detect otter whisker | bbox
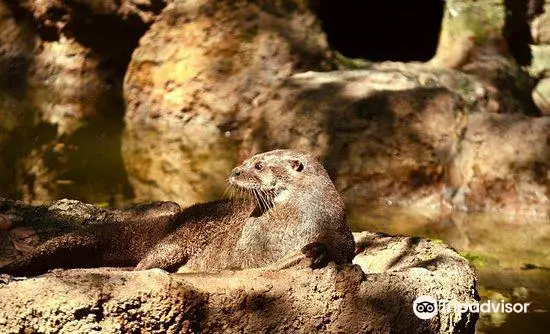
[257,189,269,212]
[240,187,248,201]
[261,188,274,210]
[252,189,262,210]
[223,183,232,200]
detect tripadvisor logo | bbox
[412,295,530,320]
[413,296,438,319]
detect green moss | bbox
[94,202,110,208]
[460,251,491,268]
[430,238,445,245]
[333,51,373,70]
[445,0,505,44]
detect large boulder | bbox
[122,0,334,207]
[122,1,548,215]
[119,57,545,216]
[254,63,550,216]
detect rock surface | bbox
[430,0,507,69]
[124,59,548,216]
[257,64,550,216]
[122,0,334,207]
[0,231,478,333]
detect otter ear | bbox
[289,160,304,172]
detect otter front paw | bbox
[301,242,330,269]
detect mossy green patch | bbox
[460,251,492,268]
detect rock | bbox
[530,45,550,79]
[460,57,538,116]
[122,54,550,216]
[530,2,550,45]
[529,3,550,115]
[19,0,168,27]
[253,63,550,216]
[122,0,334,207]
[533,78,550,114]
[456,113,550,215]
[0,232,478,333]
[430,0,507,69]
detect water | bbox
[349,206,550,333]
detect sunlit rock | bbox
[123,0,333,206]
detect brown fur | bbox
[1,150,355,276]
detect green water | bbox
[349,207,550,333]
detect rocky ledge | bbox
[0,232,477,333]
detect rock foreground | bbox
[0,207,478,333]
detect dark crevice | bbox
[1,0,29,21]
[316,0,444,62]
[135,0,167,15]
[504,0,534,66]
[60,1,153,80]
[0,55,29,93]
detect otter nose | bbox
[231,168,241,177]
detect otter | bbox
[0,149,355,276]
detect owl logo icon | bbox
[413,296,438,319]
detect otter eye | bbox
[254,162,264,171]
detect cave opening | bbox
[316,0,445,62]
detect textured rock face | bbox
[122,0,334,206]
[123,49,550,215]
[0,1,39,199]
[252,64,550,216]
[121,1,550,215]
[430,0,507,69]
[0,233,478,333]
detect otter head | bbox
[228,149,337,210]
